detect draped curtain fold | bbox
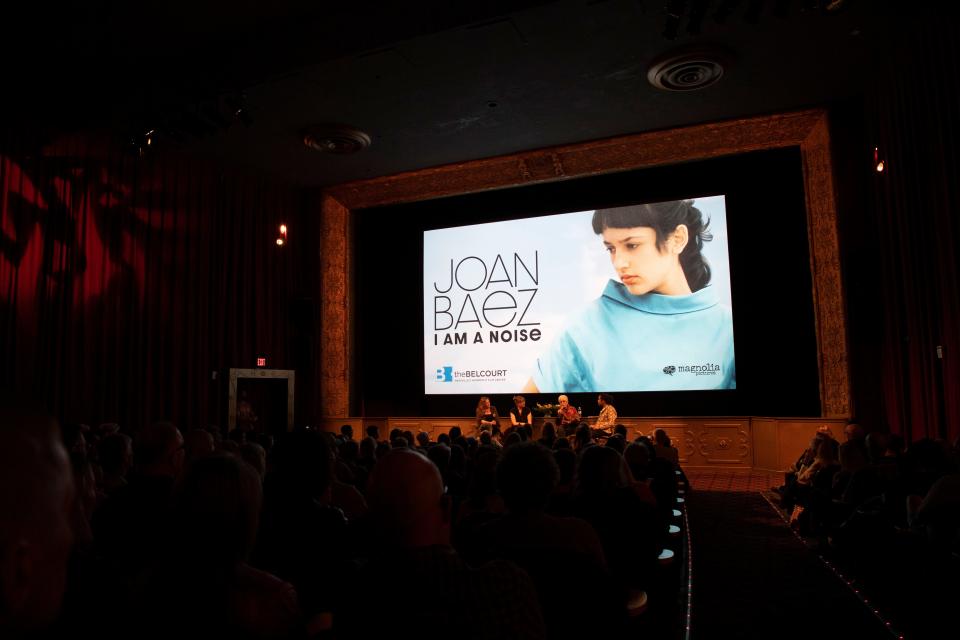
[870,17,960,442]
[0,133,319,430]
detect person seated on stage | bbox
[556,395,580,436]
[509,396,534,432]
[593,393,618,439]
[475,397,500,434]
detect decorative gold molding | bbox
[319,195,351,418]
[800,118,851,417]
[319,109,851,419]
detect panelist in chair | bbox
[509,395,533,432]
[593,393,618,438]
[475,396,499,434]
[556,395,580,436]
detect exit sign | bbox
[256,357,267,368]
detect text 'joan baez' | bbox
[433,251,542,346]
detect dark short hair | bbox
[593,199,713,292]
[598,393,614,405]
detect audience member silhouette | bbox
[477,442,623,639]
[92,421,184,586]
[254,429,350,620]
[0,404,74,636]
[132,453,301,638]
[341,449,545,639]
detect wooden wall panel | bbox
[751,418,780,471]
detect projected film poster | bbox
[423,196,735,394]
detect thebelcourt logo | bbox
[663,363,720,376]
[435,366,508,383]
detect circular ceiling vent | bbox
[647,46,732,92]
[303,125,372,154]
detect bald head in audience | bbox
[135,421,185,478]
[367,449,450,548]
[0,405,75,634]
[184,428,215,465]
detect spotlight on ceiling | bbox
[303,125,372,155]
[647,45,733,92]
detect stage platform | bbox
[320,416,845,473]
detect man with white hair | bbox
[556,394,580,436]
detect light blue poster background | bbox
[423,196,732,394]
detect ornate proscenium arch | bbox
[319,109,850,419]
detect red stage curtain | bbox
[1,133,320,431]
[869,16,960,443]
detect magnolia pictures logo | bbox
[663,363,720,377]
[436,366,453,382]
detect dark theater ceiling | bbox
[2,1,914,186]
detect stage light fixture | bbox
[130,128,157,157]
[276,238,284,246]
[279,224,287,235]
[873,147,885,173]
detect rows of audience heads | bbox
[5,398,957,639]
[777,423,960,606]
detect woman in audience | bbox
[573,423,595,452]
[478,442,623,638]
[653,428,680,465]
[572,445,662,595]
[538,422,558,449]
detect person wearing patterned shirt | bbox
[593,393,618,438]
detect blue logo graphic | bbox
[436,366,453,382]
